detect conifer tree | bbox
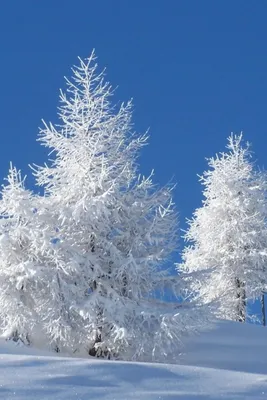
[180,134,267,322]
[0,52,206,362]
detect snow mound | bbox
[0,320,267,399]
[180,319,267,374]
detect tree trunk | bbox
[261,293,266,327]
[88,234,103,357]
[88,328,102,357]
[235,277,246,322]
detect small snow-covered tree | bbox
[0,165,38,344]
[180,134,267,322]
[0,166,84,350]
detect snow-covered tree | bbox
[0,165,38,344]
[0,52,206,362]
[180,134,267,322]
[0,166,54,345]
[0,166,83,350]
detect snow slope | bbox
[0,320,267,399]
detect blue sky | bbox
[1,1,267,315]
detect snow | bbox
[180,134,267,322]
[0,55,189,361]
[0,320,267,399]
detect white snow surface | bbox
[0,320,267,399]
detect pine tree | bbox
[180,134,267,322]
[0,52,206,362]
[0,166,48,345]
[0,165,84,350]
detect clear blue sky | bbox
[1,1,267,314]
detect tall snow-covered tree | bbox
[180,134,267,322]
[0,52,206,362]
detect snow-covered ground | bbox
[0,320,267,399]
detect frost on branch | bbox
[0,166,43,344]
[0,52,205,362]
[180,134,267,322]
[0,166,83,349]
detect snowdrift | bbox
[0,320,267,399]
